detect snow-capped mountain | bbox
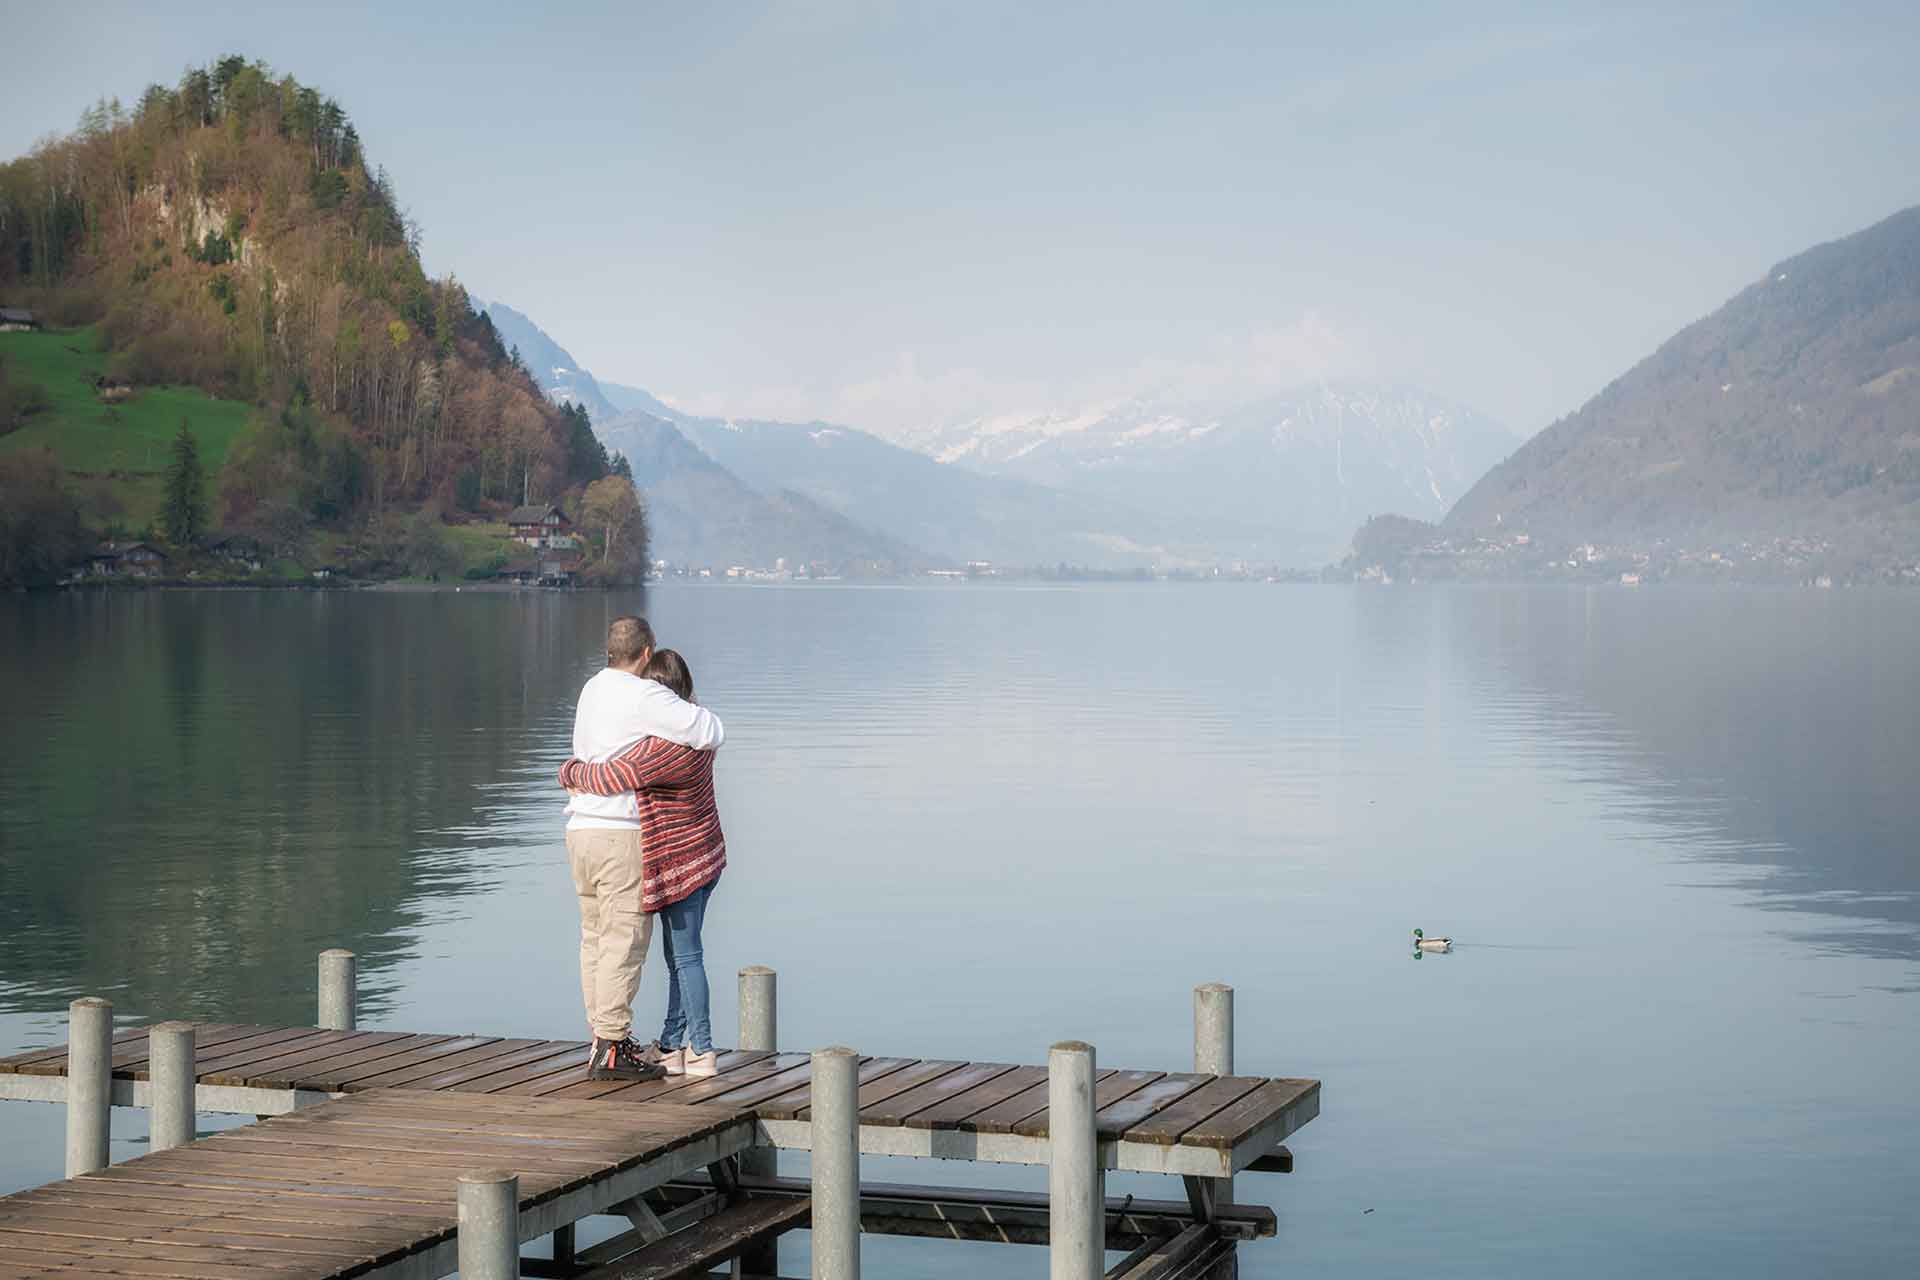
[891,385,1518,563]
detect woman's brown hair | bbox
[641,648,695,703]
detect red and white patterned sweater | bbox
[559,739,725,912]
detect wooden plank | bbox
[0,1191,430,1243]
[536,1050,776,1102]
[172,1027,348,1078]
[247,1032,464,1090]
[0,1229,318,1279]
[0,1213,378,1258]
[916,1064,1047,1130]
[681,1058,814,1110]
[638,1053,820,1108]
[1091,1073,1215,1139]
[1012,1070,1162,1139]
[582,1196,810,1280]
[1121,1076,1266,1146]
[1176,1078,1319,1150]
[192,1029,400,1086]
[330,1036,526,1089]
[2,1026,148,1071]
[57,1173,456,1221]
[113,1024,279,1074]
[312,1034,507,1089]
[372,1038,580,1093]
[439,1043,589,1093]
[859,1061,1018,1128]
[961,1067,1118,1135]
[754,1057,918,1122]
[199,1134,617,1177]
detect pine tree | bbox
[161,421,208,547]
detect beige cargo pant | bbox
[565,827,653,1043]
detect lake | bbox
[2,583,1916,1277]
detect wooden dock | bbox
[0,1023,1318,1179]
[0,964,1319,1278]
[0,1090,755,1279]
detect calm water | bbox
[2,584,1917,1276]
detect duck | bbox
[1412,928,1452,953]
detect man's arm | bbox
[560,738,704,796]
[628,680,724,750]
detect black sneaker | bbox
[588,1036,665,1082]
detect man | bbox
[567,614,724,1080]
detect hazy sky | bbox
[6,1,1917,438]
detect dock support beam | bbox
[65,997,112,1177]
[739,966,779,1277]
[149,1021,196,1151]
[1194,982,1234,1206]
[318,948,357,1031]
[811,1045,861,1279]
[1049,1040,1103,1280]
[458,1169,520,1280]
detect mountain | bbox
[601,380,689,421]
[1448,205,1920,545]
[594,412,923,570]
[476,301,620,423]
[669,416,1188,568]
[893,385,1516,564]
[0,55,623,580]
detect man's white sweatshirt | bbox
[566,668,724,830]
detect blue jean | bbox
[658,880,715,1055]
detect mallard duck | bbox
[1412,928,1452,953]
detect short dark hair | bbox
[606,615,654,667]
[641,648,695,703]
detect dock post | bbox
[318,948,357,1031]
[1048,1040,1102,1280]
[1194,982,1235,1203]
[810,1045,861,1280]
[65,997,112,1177]
[457,1169,520,1280]
[739,966,779,1276]
[149,1021,196,1151]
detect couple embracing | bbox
[560,614,728,1083]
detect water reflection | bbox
[0,589,643,1022]
[1444,586,1920,961]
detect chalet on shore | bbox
[87,541,168,578]
[506,503,575,550]
[0,307,40,332]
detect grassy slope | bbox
[0,326,255,527]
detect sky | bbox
[5,1,1918,440]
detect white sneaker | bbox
[661,1048,686,1076]
[684,1049,719,1078]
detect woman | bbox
[558,648,725,1077]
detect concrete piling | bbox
[318,949,357,1031]
[738,967,780,1276]
[810,1045,861,1280]
[64,997,112,1177]
[149,1021,196,1151]
[457,1169,520,1280]
[1048,1040,1102,1280]
[1194,982,1235,1203]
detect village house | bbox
[204,534,265,572]
[0,307,41,332]
[506,503,576,550]
[87,541,168,578]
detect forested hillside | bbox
[0,55,639,584]
[1447,205,1920,558]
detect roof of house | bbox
[0,307,36,324]
[91,541,168,560]
[506,503,569,525]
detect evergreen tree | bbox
[161,421,208,547]
[610,451,633,482]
